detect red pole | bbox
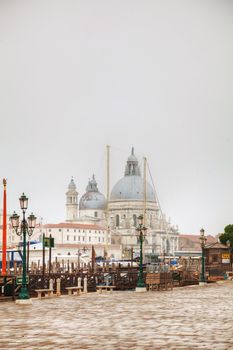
[2,179,7,276]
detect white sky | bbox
[0,0,233,235]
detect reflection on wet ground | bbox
[0,282,233,349]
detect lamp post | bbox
[226,240,232,271]
[199,228,207,285]
[10,193,36,302]
[135,215,147,292]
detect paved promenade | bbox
[0,282,233,350]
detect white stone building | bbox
[35,222,120,259]
[108,148,179,257]
[63,148,179,257]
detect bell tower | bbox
[66,177,78,221]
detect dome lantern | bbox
[110,148,155,202]
[124,147,141,176]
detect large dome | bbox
[110,148,156,202]
[79,175,107,210]
[110,175,155,201]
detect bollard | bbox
[83,276,87,294]
[78,277,81,289]
[49,279,54,296]
[56,278,61,296]
[13,261,17,275]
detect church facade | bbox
[65,148,179,258]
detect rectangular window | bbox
[83,237,85,241]
[98,237,101,242]
[89,237,91,242]
[74,229,76,233]
[78,236,80,241]
[67,235,69,241]
[74,236,76,241]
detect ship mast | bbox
[142,157,147,262]
[105,145,110,258]
[143,157,147,227]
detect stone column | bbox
[83,276,87,293]
[49,279,54,295]
[172,238,175,255]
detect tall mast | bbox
[143,157,147,227]
[107,145,110,211]
[105,145,110,258]
[142,157,147,263]
[2,179,7,276]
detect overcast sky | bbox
[0,0,233,235]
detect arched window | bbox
[133,214,137,227]
[116,215,120,227]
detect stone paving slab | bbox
[0,283,233,349]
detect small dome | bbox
[79,175,107,210]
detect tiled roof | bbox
[42,222,106,230]
[180,234,216,242]
[179,234,217,251]
[205,242,228,249]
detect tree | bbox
[219,225,233,247]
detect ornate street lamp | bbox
[226,240,232,269]
[135,214,147,292]
[199,228,207,284]
[10,193,36,301]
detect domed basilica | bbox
[66,148,179,257]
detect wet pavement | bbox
[0,282,233,350]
